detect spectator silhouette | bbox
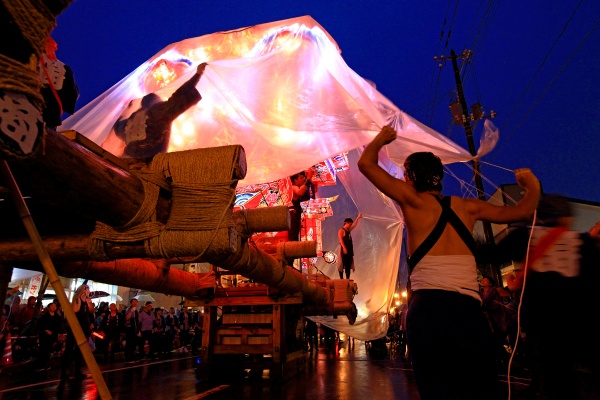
[124,298,141,362]
[59,282,96,384]
[98,303,123,362]
[480,276,514,367]
[164,307,179,352]
[490,194,600,399]
[151,307,166,359]
[138,301,154,360]
[35,302,63,371]
[178,307,193,352]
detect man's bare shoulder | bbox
[445,196,488,225]
[451,196,487,210]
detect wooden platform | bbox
[192,286,306,381]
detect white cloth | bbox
[59,16,480,342]
[410,255,481,302]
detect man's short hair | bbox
[344,218,354,224]
[145,301,153,307]
[403,152,444,192]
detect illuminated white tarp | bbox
[61,15,482,340]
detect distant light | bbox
[323,251,337,264]
[401,291,407,298]
[92,331,105,340]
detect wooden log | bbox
[1,130,248,240]
[204,240,327,304]
[3,258,215,297]
[0,206,294,263]
[5,129,151,228]
[85,145,247,260]
[1,234,329,304]
[0,235,91,262]
[234,206,290,234]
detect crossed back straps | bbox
[407,196,476,272]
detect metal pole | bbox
[0,160,113,400]
[449,49,502,284]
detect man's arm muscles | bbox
[358,127,418,207]
[469,168,540,224]
[338,229,346,253]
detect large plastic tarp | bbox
[61,15,485,341]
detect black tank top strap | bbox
[442,197,477,256]
[407,196,449,272]
[407,196,476,272]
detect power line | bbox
[495,4,597,156]
[426,0,458,124]
[498,0,585,135]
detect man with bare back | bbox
[358,125,541,400]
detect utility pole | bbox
[434,49,501,283]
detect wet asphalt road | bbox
[0,338,539,400]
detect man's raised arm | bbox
[358,125,414,206]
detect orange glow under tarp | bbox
[60,16,498,341]
[61,16,489,186]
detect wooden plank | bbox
[213,344,272,354]
[60,130,130,170]
[215,327,273,336]
[187,294,303,307]
[216,286,270,297]
[201,307,216,363]
[6,128,150,229]
[272,304,282,364]
[221,313,273,324]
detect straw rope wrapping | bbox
[158,180,236,261]
[88,168,169,260]
[89,146,242,262]
[0,54,43,105]
[0,0,74,159]
[2,0,57,56]
[0,0,68,104]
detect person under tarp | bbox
[101,63,207,160]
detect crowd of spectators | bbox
[1,294,204,370]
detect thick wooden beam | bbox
[4,129,152,228]
[2,258,215,298]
